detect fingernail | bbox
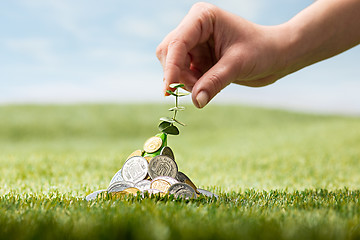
[196,91,209,108]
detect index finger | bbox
[162,3,217,93]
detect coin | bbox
[85,189,107,201]
[134,179,151,191]
[197,188,219,199]
[148,155,178,179]
[152,176,178,186]
[168,183,197,199]
[175,171,187,182]
[150,179,172,192]
[143,136,163,153]
[109,168,124,186]
[121,156,148,183]
[107,181,134,192]
[175,172,199,194]
[160,146,175,160]
[110,191,127,199]
[127,149,144,159]
[122,187,141,196]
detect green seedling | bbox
[158,83,190,135]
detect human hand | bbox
[156,2,290,108]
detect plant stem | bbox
[173,88,178,121]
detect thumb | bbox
[191,56,237,108]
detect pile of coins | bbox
[86,133,218,201]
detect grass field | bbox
[0,104,359,239]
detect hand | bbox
[156,2,290,108]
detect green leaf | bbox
[174,118,186,126]
[168,106,185,111]
[159,117,175,123]
[162,125,179,135]
[166,90,178,97]
[158,121,171,132]
[169,83,185,89]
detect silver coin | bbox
[175,171,187,183]
[109,168,124,187]
[85,189,107,201]
[107,181,134,193]
[121,156,149,183]
[197,188,219,199]
[160,146,175,160]
[134,180,151,191]
[175,172,199,193]
[148,155,178,179]
[168,183,197,199]
[151,176,179,186]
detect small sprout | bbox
[169,83,185,89]
[158,83,189,135]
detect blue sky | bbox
[1,0,359,114]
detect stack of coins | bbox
[86,133,218,201]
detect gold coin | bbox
[150,179,171,192]
[127,149,144,160]
[110,191,127,199]
[143,136,163,153]
[123,187,141,196]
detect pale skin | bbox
[156,0,360,108]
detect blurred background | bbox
[1,0,359,115]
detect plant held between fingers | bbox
[158,83,190,135]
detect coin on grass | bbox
[150,179,172,193]
[160,146,175,160]
[127,149,144,160]
[85,189,107,201]
[143,136,162,153]
[168,183,197,199]
[175,172,199,194]
[197,189,219,199]
[107,181,134,193]
[121,156,148,183]
[148,155,178,179]
[110,191,127,199]
[134,180,151,191]
[109,168,124,186]
[122,187,141,196]
[175,171,187,182]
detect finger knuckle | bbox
[208,73,224,94]
[166,59,182,71]
[156,45,164,59]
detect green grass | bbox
[0,104,360,239]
